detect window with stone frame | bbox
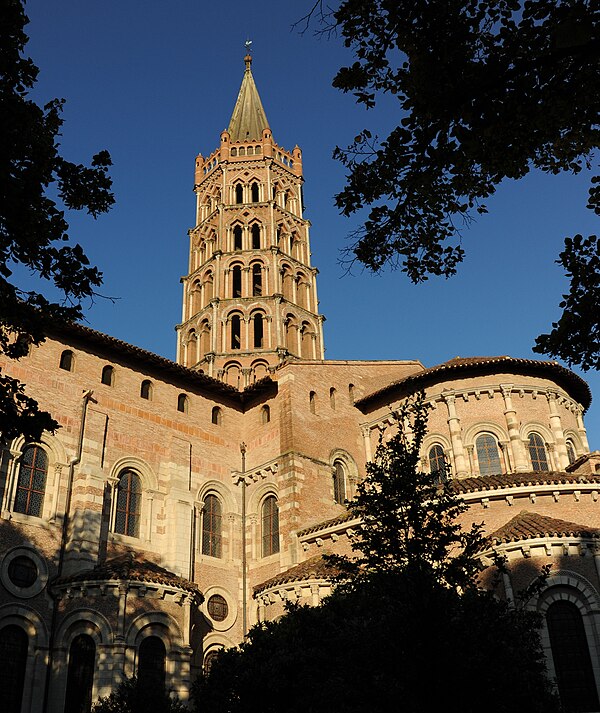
[428,444,448,484]
[138,636,166,692]
[114,470,142,537]
[261,495,280,557]
[333,461,346,505]
[64,634,95,713]
[14,444,48,517]
[0,625,28,713]
[475,433,502,476]
[528,432,550,472]
[201,494,222,558]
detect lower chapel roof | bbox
[487,511,600,545]
[52,552,200,595]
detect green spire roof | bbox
[228,55,270,142]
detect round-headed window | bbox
[207,594,228,622]
[7,556,38,589]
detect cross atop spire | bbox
[228,53,270,142]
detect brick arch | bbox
[127,611,184,650]
[55,609,112,649]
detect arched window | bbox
[262,495,279,557]
[14,444,48,517]
[64,634,95,713]
[251,182,259,202]
[201,494,222,558]
[177,394,188,414]
[101,365,114,386]
[330,387,336,410]
[475,434,502,476]
[204,649,221,674]
[235,183,243,204]
[528,432,549,472]
[0,625,28,713]
[566,440,577,465]
[251,223,261,249]
[114,470,141,537]
[211,406,222,425]
[309,390,316,414]
[140,380,152,400]
[301,322,313,359]
[261,405,270,424]
[138,636,166,693]
[233,225,242,250]
[253,313,264,348]
[246,146,254,156]
[547,600,599,712]
[232,265,242,297]
[60,349,74,371]
[348,383,355,402]
[429,444,447,484]
[230,314,241,350]
[333,461,346,504]
[230,147,237,157]
[252,264,262,296]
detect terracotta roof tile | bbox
[451,470,600,494]
[53,552,200,594]
[355,355,591,410]
[254,554,340,594]
[488,511,600,545]
[297,511,356,537]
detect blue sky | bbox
[21,1,599,447]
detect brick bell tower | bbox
[176,54,325,388]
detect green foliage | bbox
[340,392,485,590]
[313,0,599,368]
[193,394,560,713]
[0,0,114,440]
[92,677,187,713]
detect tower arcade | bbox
[176,55,324,388]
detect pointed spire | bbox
[227,54,270,142]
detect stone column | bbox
[500,384,529,472]
[362,426,373,462]
[442,392,468,477]
[547,391,569,470]
[576,406,590,451]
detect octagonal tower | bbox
[176,55,325,388]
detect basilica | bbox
[1,55,600,713]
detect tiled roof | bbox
[49,320,273,402]
[488,511,600,545]
[355,355,591,410]
[297,511,356,537]
[254,554,340,594]
[451,470,600,494]
[53,552,200,594]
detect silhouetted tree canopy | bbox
[0,0,114,441]
[302,0,599,369]
[193,395,560,713]
[92,677,186,713]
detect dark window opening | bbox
[428,444,448,484]
[333,461,345,504]
[14,445,48,517]
[566,441,577,465]
[232,265,242,297]
[235,184,243,204]
[251,182,259,202]
[0,625,28,713]
[252,264,262,296]
[140,380,152,400]
[261,405,270,424]
[262,495,279,557]
[253,314,264,348]
[114,470,141,537]
[251,224,260,249]
[64,634,95,713]
[138,637,166,693]
[233,225,242,250]
[177,394,188,414]
[7,556,37,588]
[207,594,228,621]
[309,391,316,414]
[231,315,241,350]
[547,600,600,712]
[202,494,222,558]
[101,365,114,386]
[211,406,222,425]
[60,350,74,372]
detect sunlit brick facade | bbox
[1,56,600,713]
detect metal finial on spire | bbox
[244,39,253,70]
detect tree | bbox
[92,677,187,713]
[0,0,114,441]
[192,395,560,713]
[301,0,600,369]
